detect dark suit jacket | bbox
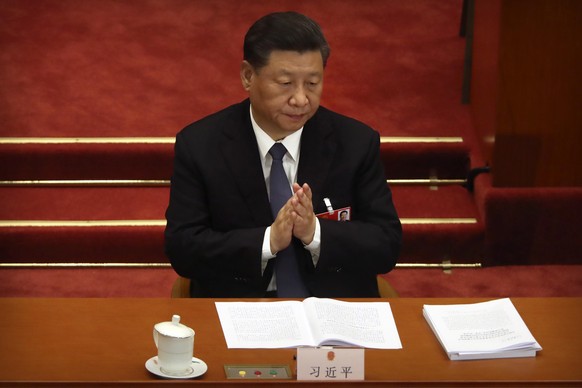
[165,99,401,297]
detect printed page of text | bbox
[303,297,402,349]
[215,301,315,348]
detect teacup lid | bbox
[155,315,194,338]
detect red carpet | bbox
[385,265,582,298]
[1,265,581,298]
[0,0,469,138]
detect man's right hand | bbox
[269,202,294,255]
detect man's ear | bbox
[240,61,254,91]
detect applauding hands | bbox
[270,183,316,254]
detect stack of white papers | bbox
[423,298,542,360]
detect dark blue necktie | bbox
[268,143,309,297]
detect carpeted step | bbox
[10,183,580,266]
[0,222,484,264]
[395,185,485,262]
[0,222,165,263]
[380,140,470,180]
[0,137,470,181]
[0,185,479,220]
[0,140,174,181]
[401,221,484,263]
[392,185,480,218]
[0,186,169,220]
[0,184,484,264]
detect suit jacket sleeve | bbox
[298,107,402,296]
[317,131,401,273]
[164,102,273,296]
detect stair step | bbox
[401,222,484,263]
[380,141,470,179]
[0,185,479,220]
[0,183,483,264]
[0,142,174,180]
[0,222,483,264]
[0,187,168,220]
[0,137,470,181]
[392,185,480,219]
[0,224,165,263]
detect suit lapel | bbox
[297,113,336,214]
[218,103,336,224]
[220,104,273,225]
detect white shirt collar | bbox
[250,105,302,163]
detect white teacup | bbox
[153,315,195,376]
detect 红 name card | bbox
[296,347,364,381]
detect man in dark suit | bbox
[165,12,401,298]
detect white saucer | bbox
[145,356,208,379]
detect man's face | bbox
[241,50,324,140]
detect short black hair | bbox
[243,12,330,70]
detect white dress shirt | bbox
[249,106,321,290]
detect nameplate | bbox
[296,347,364,381]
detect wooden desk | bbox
[0,298,580,386]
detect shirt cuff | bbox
[263,219,321,273]
[261,226,276,274]
[303,218,321,266]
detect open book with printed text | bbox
[423,298,542,360]
[215,297,402,349]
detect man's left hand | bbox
[290,183,316,245]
